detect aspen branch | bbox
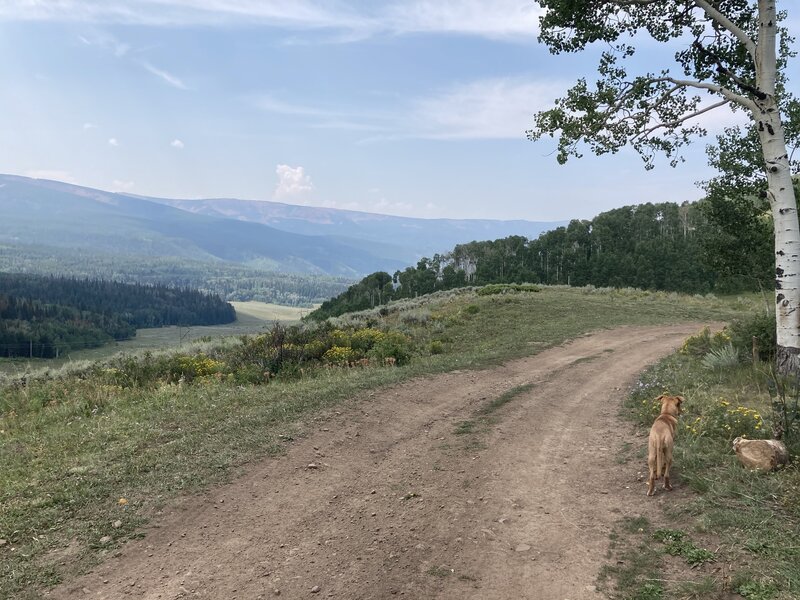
[632,99,730,141]
[658,77,758,111]
[694,0,757,59]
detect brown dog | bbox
[647,394,684,496]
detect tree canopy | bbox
[528,0,800,373]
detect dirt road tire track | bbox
[52,324,701,600]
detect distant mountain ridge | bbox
[0,174,564,277]
[146,196,563,264]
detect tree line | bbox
[0,273,236,358]
[309,198,771,321]
[0,248,352,306]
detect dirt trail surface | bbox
[52,325,701,600]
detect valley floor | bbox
[49,325,701,600]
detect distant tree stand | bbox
[528,1,799,375]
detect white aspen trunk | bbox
[754,0,800,375]
[759,108,800,375]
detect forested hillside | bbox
[310,200,767,320]
[0,246,352,306]
[0,273,235,357]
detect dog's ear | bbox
[676,395,685,407]
[655,394,666,402]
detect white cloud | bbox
[83,122,97,130]
[352,77,566,142]
[140,61,187,89]
[251,94,341,118]
[274,164,314,200]
[2,1,541,40]
[171,138,185,149]
[111,179,135,191]
[24,169,77,183]
[1,1,368,30]
[409,78,567,140]
[108,137,119,146]
[77,31,130,56]
[255,77,566,141]
[383,1,543,39]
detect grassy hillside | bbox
[0,175,405,276]
[0,285,765,598]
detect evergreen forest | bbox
[0,273,235,358]
[310,200,772,320]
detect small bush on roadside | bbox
[701,343,742,370]
[322,345,358,366]
[727,311,777,362]
[428,340,445,355]
[684,398,764,439]
[350,328,384,352]
[680,326,731,357]
[368,331,412,365]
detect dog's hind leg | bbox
[662,443,673,491]
[647,439,658,496]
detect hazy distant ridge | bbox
[0,174,563,277]
[149,196,562,264]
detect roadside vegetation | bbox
[604,315,800,600]
[0,284,754,599]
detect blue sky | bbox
[0,1,791,221]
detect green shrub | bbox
[680,326,731,357]
[368,331,412,365]
[428,340,445,355]
[323,345,358,365]
[726,311,776,362]
[685,398,764,439]
[164,353,223,383]
[330,329,351,347]
[302,339,329,360]
[701,343,742,370]
[350,328,384,352]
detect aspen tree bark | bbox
[753,0,800,375]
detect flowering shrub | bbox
[368,331,412,365]
[685,398,764,440]
[350,328,384,352]
[167,354,224,382]
[680,327,732,358]
[331,329,350,347]
[323,345,358,366]
[302,339,329,360]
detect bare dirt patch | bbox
[49,325,702,600]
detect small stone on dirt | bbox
[0,539,7,547]
[515,544,531,552]
[311,585,321,593]
[307,463,318,469]
[112,520,123,528]
[99,536,112,545]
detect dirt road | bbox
[52,325,699,600]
